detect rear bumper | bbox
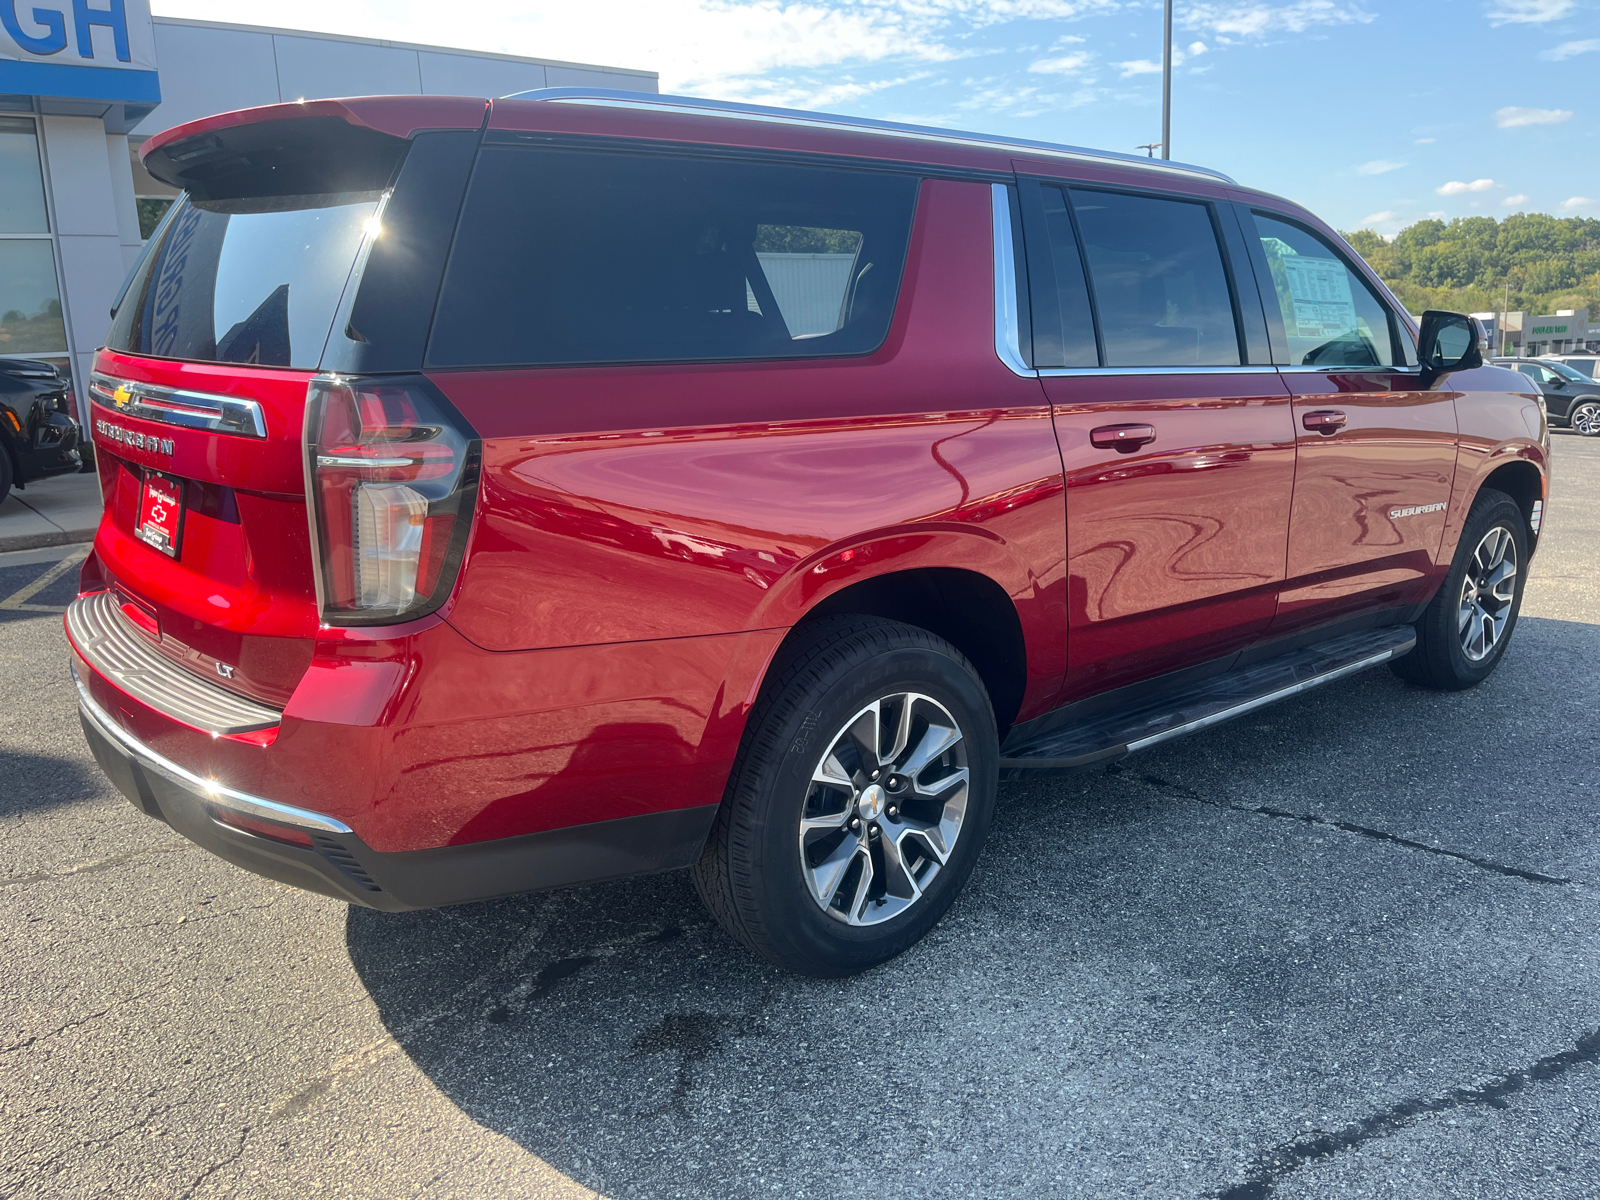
[75,669,717,911]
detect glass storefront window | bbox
[0,116,49,234]
[0,240,68,355]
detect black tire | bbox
[692,615,998,977]
[1569,399,1600,436]
[0,448,12,504]
[1391,488,1528,691]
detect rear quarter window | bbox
[425,147,919,368]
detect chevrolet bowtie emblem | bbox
[112,383,132,409]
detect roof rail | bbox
[500,88,1238,186]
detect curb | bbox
[0,528,96,554]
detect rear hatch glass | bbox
[106,191,378,368]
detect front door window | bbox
[1252,213,1395,368]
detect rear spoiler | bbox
[141,97,489,200]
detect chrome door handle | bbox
[1090,423,1156,453]
[1302,409,1347,434]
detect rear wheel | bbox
[692,616,998,977]
[1569,400,1600,436]
[1391,489,1527,690]
[0,448,13,504]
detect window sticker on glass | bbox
[1281,255,1356,341]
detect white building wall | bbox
[39,116,129,401]
[132,19,657,139]
[105,133,144,271]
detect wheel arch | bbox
[1479,458,1544,547]
[766,566,1031,737]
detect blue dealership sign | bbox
[1,0,159,102]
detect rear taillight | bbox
[303,374,480,626]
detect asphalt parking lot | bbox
[3,435,1597,1200]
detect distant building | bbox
[1471,310,1599,357]
[1,2,655,412]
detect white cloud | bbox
[1114,38,1210,77]
[1030,51,1093,74]
[1359,210,1398,225]
[1542,38,1600,59]
[1560,196,1596,209]
[1494,105,1573,127]
[1180,2,1375,38]
[1486,0,1574,24]
[1502,193,1528,205]
[1357,159,1405,175]
[1436,178,1497,195]
[1414,136,1436,144]
[148,0,1127,97]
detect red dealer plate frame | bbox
[135,470,185,558]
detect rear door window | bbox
[106,193,379,368]
[1251,213,1396,369]
[1069,189,1242,368]
[425,147,918,368]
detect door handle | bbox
[1090,423,1156,453]
[1302,409,1347,434]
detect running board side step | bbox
[998,626,1416,773]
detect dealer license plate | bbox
[136,470,185,558]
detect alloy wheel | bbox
[1457,526,1518,662]
[798,693,969,926]
[1571,401,1600,436]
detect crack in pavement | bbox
[1115,767,1579,887]
[0,841,194,889]
[1209,1025,1600,1198]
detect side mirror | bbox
[1417,310,1483,388]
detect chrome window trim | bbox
[991,185,1033,379]
[1039,365,1282,377]
[507,88,1238,186]
[73,666,353,835]
[1274,364,1407,374]
[89,372,267,439]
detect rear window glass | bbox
[1070,189,1241,368]
[425,147,918,368]
[106,193,379,368]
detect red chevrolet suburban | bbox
[67,90,1549,976]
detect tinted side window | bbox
[1033,186,1099,368]
[1070,189,1241,367]
[426,148,918,368]
[1251,213,1395,368]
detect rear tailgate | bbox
[88,353,317,706]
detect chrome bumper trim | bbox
[65,591,280,735]
[73,666,353,836]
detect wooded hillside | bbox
[1343,214,1600,317]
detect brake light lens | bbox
[303,374,480,625]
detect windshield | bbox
[1547,360,1592,382]
[106,193,380,368]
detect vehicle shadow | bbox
[345,615,1600,1199]
[0,750,104,817]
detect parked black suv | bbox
[0,358,82,501]
[1492,356,1600,435]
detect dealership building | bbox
[1,2,655,411]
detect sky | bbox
[151,0,1598,237]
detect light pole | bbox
[1161,0,1173,159]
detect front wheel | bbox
[692,616,998,977]
[1391,488,1528,691]
[1569,400,1600,436]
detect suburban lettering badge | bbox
[95,419,174,456]
[1389,502,1448,519]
